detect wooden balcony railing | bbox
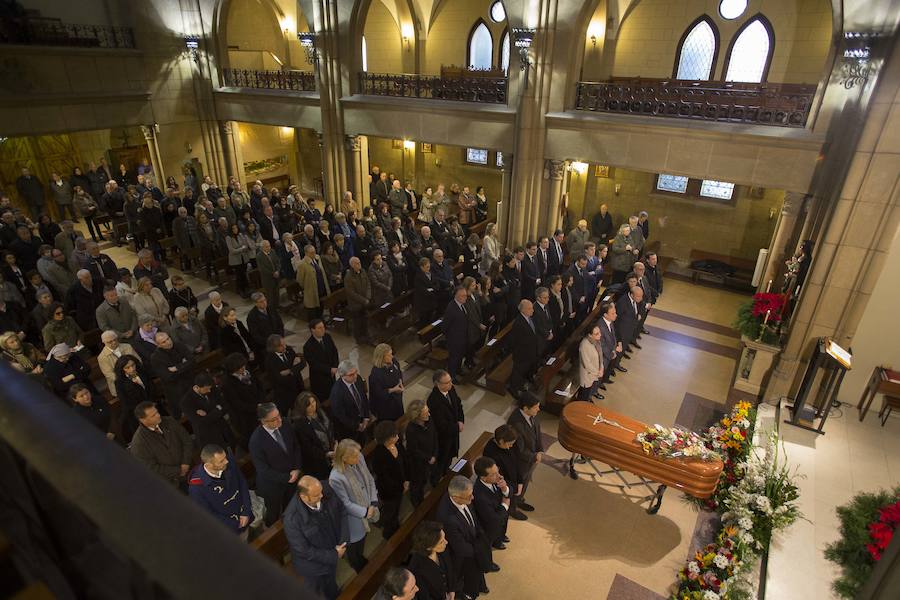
[574,78,817,128]
[0,18,135,49]
[222,68,316,92]
[358,72,508,105]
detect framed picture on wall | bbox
[595,165,610,178]
[421,142,434,153]
[391,139,403,149]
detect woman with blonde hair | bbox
[0,331,42,374]
[369,343,404,421]
[418,186,436,223]
[132,276,170,325]
[329,438,379,573]
[480,222,500,275]
[403,399,437,506]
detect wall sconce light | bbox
[570,161,588,175]
[298,31,319,65]
[403,139,416,151]
[513,28,536,72]
[183,35,200,64]
[587,21,603,48]
[839,31,882,89]
[401,23,414,51]
[614,183,622,195]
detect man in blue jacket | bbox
[188,444,253,538]
[284,475,349,600]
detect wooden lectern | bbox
[785,337,852,434]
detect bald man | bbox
[283,475,349,600]
[507,299,541,396]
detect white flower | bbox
[688,561,701,575]
[702,591,720,600]
[713,554,729,569]
[755,496,772,513]
[740,531,755,544]
[740,419,751,428]
[738,517,753,530]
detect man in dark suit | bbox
[150,331,195,419]
[483,425,527,521]
[245,292,285,355]
[566,255,590,322]
[506,300,541,396]
[203,291,229,350]
[547,229,566,276]
[258,206,280,245]
[328,359,373,444]
[249,402,303,525]
[303,319,340,401]
[431,249,454,308]
[442,286,470,384]
[591,203,614,244]
[507,393,543,513]
[536,237,550,281]
[413,257,438,327]
[520,241,541,300]
[129,401,194,488]
[614,285,643,361]
[599,301,622,387]
[373,172,390,205]
[532,287,554,358]
[426,369,464,486]
[220,352,265,445]
[283,476,349,600]
[264,334,306,415]
[181,372,233,450]
[436,476,496,599]
[472,456,511,550]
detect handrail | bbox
[222,68,317,92]
[0,364,315,599]
[358,71,508,105]
[1,19,135,49]
[575,78,817,128]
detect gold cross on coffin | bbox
[588,412,636,434]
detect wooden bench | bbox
[406,317,447,369]
[336,431,493,599]
[159,237,179,266]
[465,321,513,386]
[687,249,756,291]
[367,291,413,343]
[484,354,513,395]
[322,287,348,329]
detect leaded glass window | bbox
[501,31,510,74]
[700,180,735,200]
[469,23,493,70]
[466,148,488,165]
[657,174,689,193]
[675,19,717,80]
[725,18,771,83]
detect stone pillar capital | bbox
[546,159,565,180]
[782,192,808,216]
[221,121,233,135]
[345,135,361,151]
[139,125,154,140]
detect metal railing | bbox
[1,18,135,48]
[575,78,817,128]
[358,71,508,105]
[222,68,317,92]
[0,364,314,599]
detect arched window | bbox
[674,17,718,80]
[724,16,774,83]
[500,30,510,74]
[468,21,493,70]
[361,35,368,72]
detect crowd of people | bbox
[3,157,662,600]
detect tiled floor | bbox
[109,244,838,598]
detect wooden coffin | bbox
[558,401,723,499]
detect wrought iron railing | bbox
[358,72,508,105]
[0,18,135,48]
[574,79,817,128]
[222,68,317,92]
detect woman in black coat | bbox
[368,343,404,422]
[70,384,115,440]
[220,352,264,446]
[302,319,339,403]
[219,307,256,364]
[402,399,437,507]
[369,420,408,539]
[290,392,334,479]
[137,196,164,254]
[461,233,482,280]
[113,355,157,440]
[386,241,408,297]
[413,258,437,328]
[407,521,456,600]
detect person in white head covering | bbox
[43,342,97,398]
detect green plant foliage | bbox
[732,300,759,338]
[823,487,900,599]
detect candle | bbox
[763,309,771,325]
[766,279,772,293]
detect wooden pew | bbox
[468,321,513,387]
[336,431,493,600]
[322,287,348,330]
[367,291,413,343]
[687,249,755,291]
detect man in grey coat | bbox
[95,286,137,340]
[566,219,591,259]
[130,401,194,487]
[388,179,406,218]
[344,257,372,345]
[38,247,76,298]
[48,172,76,220]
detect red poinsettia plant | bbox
[867,499,900,561]
[750,293,786,323]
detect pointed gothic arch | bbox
[722,13,776,83]
[672,15,720,80]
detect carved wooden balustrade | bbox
[222,68,317,92]
[575,78,817,128]
[358,71,508,105]
[1,18,135,48]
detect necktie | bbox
[349,384,362,412]
[527,316,535,332]
[273,428,287,452]
[462,506,475,528]
[278,353,285,363]
[460,303,466,315]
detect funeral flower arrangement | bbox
[673,434,803,600]
[697,401,756,511]
[636,425,719,461]
[824,487,900,598]
[733,293,785,344]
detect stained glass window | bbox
[657,174,689,193]
[725,18,771,83]
[466,148,488,165]
[490,1,506,23]
[469,23,493,70]
[675,19,716,80]
[501,31,510,74]
[700,180,735,200]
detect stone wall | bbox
[424,0,507,75]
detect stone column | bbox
[220,121,242,183]
[140,125,166,184]
[346,134,364,204]
[498,164,512,247]
[759,191,806,293]
[545,159,566,236]
[764,32,900,404]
